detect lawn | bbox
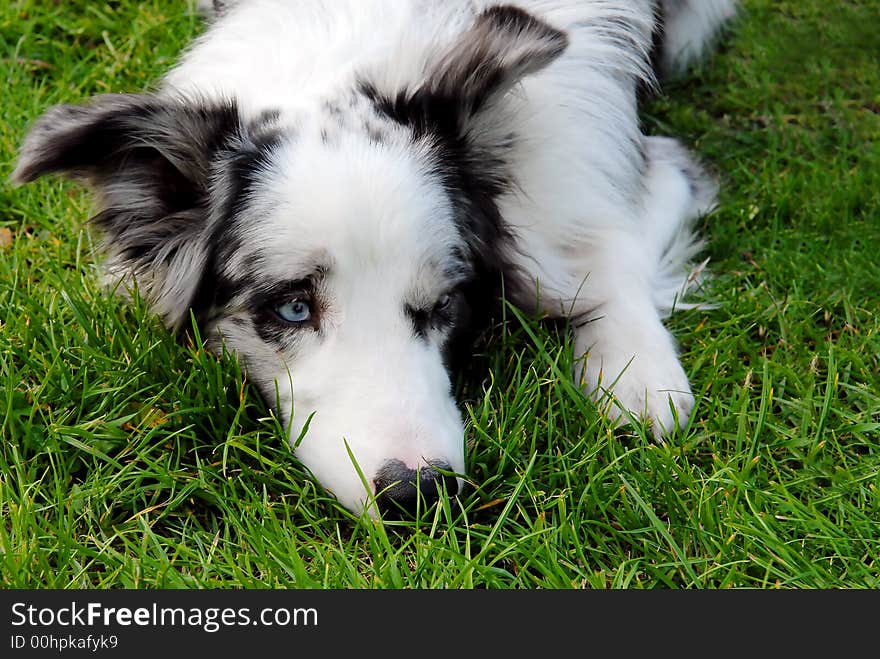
[1,0,878,588]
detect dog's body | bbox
[14,0,736,515]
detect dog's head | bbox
[13,7,567,516]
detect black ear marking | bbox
[12,93,276,330]
[11,94,246,267]
[425,5,569,117]
[362,5,568,139]
[12,93,242,189]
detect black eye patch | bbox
[250,278,321,343]
[406,290,463,339]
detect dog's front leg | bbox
[573,291,695,439]
[563,137,714,438]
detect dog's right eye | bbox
[433,294,451,312]
[274,298,311,324]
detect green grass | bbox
[1,0,878,589]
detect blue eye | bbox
[274,298,311,323]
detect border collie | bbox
[13,0,737,517]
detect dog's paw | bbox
[575,325,695,439]
[598,356,694,439]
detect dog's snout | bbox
[373,459,458,517]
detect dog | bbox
[13,0,737,517]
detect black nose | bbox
[373,460,458,517]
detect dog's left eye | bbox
[434,294,452,312]
[274,298,311,324]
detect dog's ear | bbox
[373,6,566,135]
[13,94,251,330]
[369,6,567,140]
[423,5,568,121]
